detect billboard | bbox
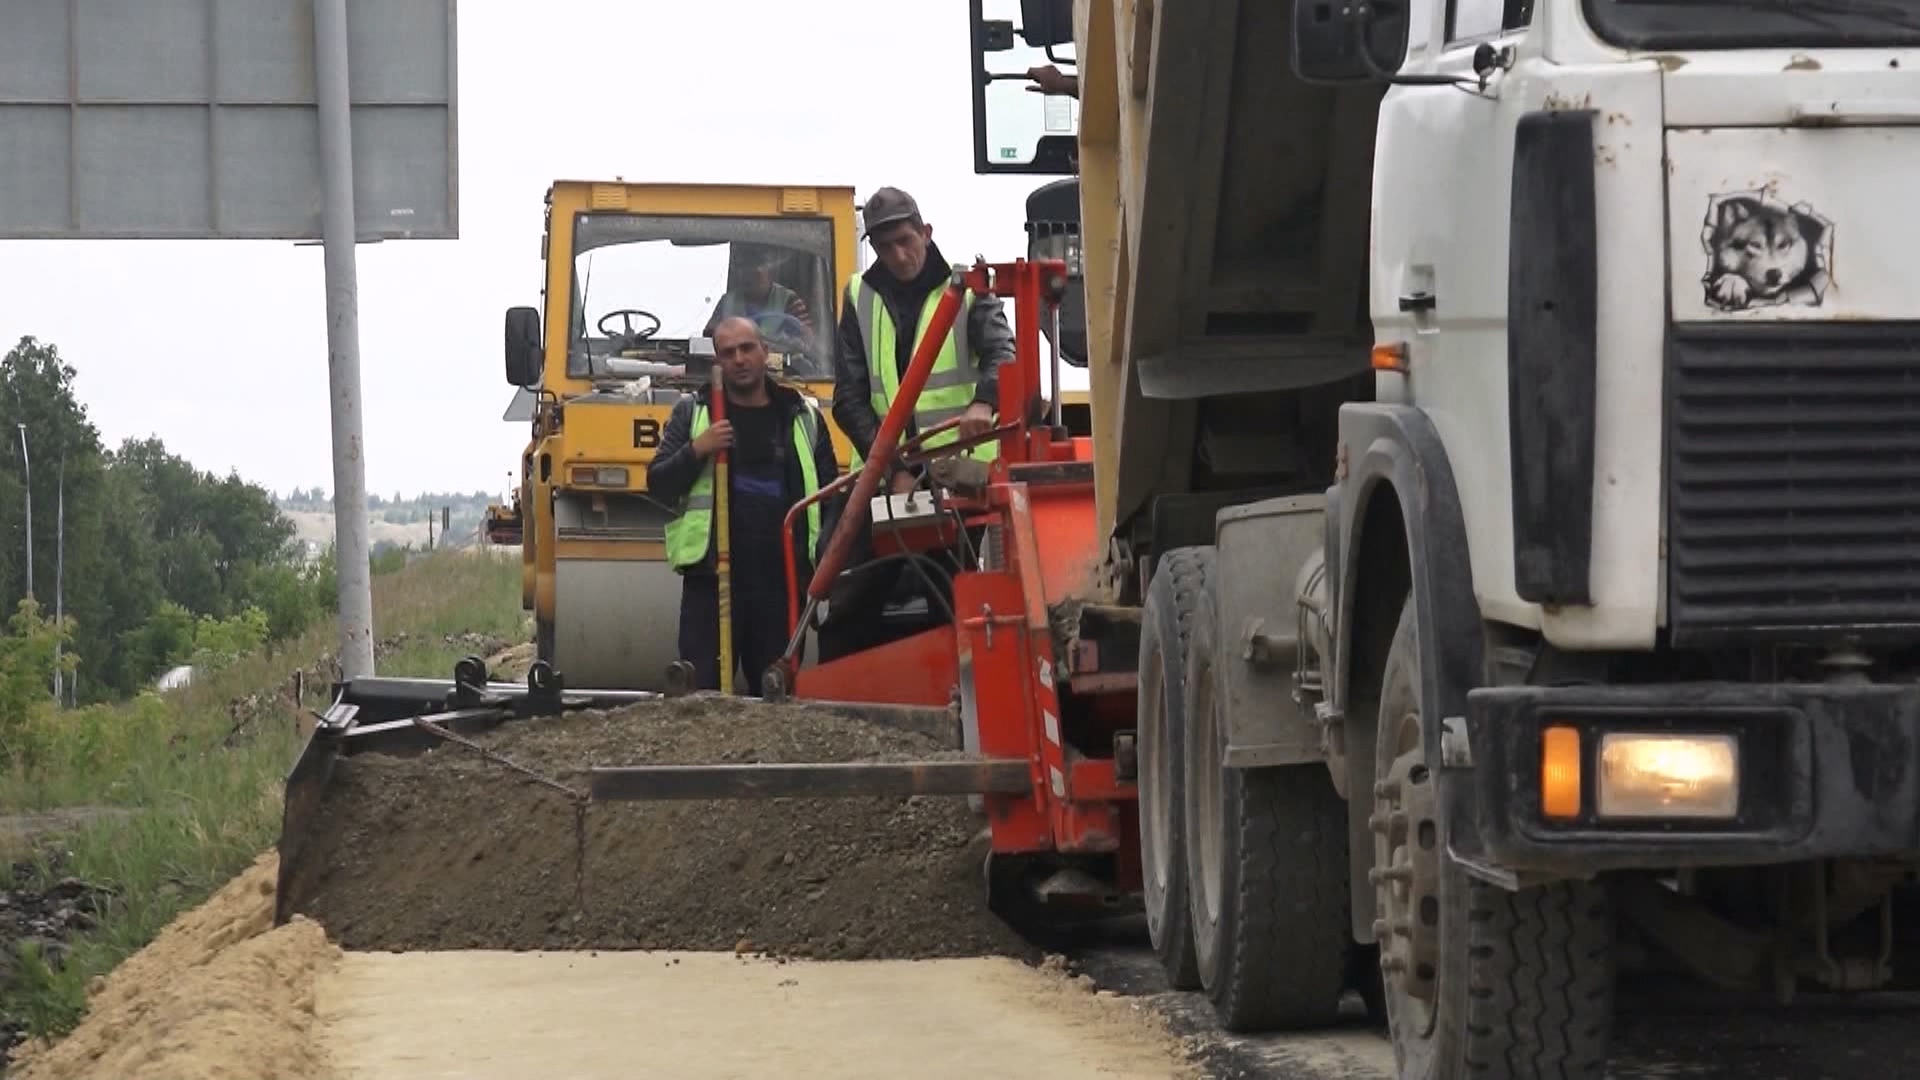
[0,0,457,240]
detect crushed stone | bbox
[284,697,1035,962]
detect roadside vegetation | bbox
[0,336,529,1050]
[0,338,343,705]
[0,549,525,1044]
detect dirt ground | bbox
[8,859,1194,1080]
[318,950,1198,1080]
[10,853,340,1080]
[285,697,1036,961]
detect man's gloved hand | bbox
[692,420,734,458]
[957,401,995,440]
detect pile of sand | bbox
[12,853,340,1080]
[280,697,1036,960]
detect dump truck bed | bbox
[1076,0,1386,541]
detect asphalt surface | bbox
[1069,943,1920,1079]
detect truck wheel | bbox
[1183,575,1349,1031]
[1136,546,1212,991]
[1373,596,1614,1078]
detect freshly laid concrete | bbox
[318,950,1200,1080]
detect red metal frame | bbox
[778,259,1139,880]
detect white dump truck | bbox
[971,0,1920,1074]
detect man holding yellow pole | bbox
[651,318,840,695]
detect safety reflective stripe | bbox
[664,400,823,571]
[918,405,970,426]
[794,401,822,559]
[921,366,976,391]
[845,272,997,462]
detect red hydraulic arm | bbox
[774,258,1070,661]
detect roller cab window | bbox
[567,213,839,384]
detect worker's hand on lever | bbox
[957,402,996,440]
[692,420,734,458]
[1025,65,1079,97]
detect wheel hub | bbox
[1372,710,1443,1028]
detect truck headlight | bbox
[1596,733,1738,820]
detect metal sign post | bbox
[314,0,374,678]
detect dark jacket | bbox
[648,377,842,579]
[831,239,1015,463]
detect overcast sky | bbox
[0,0,1067,499]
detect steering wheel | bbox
[597,309,662,341]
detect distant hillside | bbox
[275,489,501,557]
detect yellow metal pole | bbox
[710,365,733,695]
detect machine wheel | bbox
[1372,596,1615,1078]
[1136,546,1213,991]
[1183,575,1350,1031]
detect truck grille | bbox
[1667,325,1920,642]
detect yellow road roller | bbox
[499,180,858,690]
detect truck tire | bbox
[1373,596,1615,1079]
[1183,575,1350,1031]
[1136,546,1212,991]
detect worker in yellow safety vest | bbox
[650,318,840,694]
[811,188,1015,663]
[832,186,1015,494]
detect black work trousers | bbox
[676,572,790,697]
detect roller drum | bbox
[549,558,684,691]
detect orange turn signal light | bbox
[1541,726,1582,820]
[1371,342,1409,373]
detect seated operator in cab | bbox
[650,317,841,696]
[706,246,816,361]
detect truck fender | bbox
[1327,403,1484,940]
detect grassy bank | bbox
[0,549,526,1042]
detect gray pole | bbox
[314,0,375,680]
[53,456,62,704]
[16,423,30,606]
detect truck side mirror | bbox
[968,0,1079,176]
[1019,0,1074,46]
[1291,0,1411,83]
[504,306,542,388]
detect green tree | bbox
[0,599,73,757]
[190,607,270,672]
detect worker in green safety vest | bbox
[649,317,841,694]
[832,186,1015,494]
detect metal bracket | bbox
[1439,714,1473,768]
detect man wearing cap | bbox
[834,186,1015,494]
